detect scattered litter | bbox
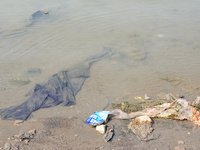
[84,111,110,126]
[103,125,114,142]
[134,94,151,100]
[112,98,200,127]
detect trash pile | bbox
[85,96,200,142]
[111,98,200,127]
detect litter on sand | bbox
[84,111,110,126]
[111,98,200,127]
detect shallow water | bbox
[1,0,200,135]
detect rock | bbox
[14,120,24,126]
[24,139,29,143]
[96,125,106,134]
[135,116,152,123]
[103,125,114,142]
[3,143,11,150]
[28,129,36,135]
[74,134,79,137]
[177,140,185,144]
[174,145,186,150]
[128,116,154,141]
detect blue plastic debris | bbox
[84,111,110,126]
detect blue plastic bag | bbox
[84,111,110,126]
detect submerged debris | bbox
[159,75,183,86]
[0,49,111,120]
[9,78,31,86]
[29,11,49,26]
[27,68,42,75]
[111,99,171,114]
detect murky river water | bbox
[0,0,200,138]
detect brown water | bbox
[1,0,200,140]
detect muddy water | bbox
[1,0,200,141]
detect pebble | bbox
[174,145,186,150]
[28,129,36,135]
[3,143,11,150]
[135,115,152,123]
[14,120,24,126]
[96,125,106,134]
[177,140,185,144]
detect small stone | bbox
[135,115,152,123]
[14,120,24,126]
[24,139,29,143]
[177,140,184,144]
[96,125,106,134]
[3,143,11,150]
[174,145,186,150]
[28,129,36,135]
[74,134,79,137]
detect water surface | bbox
[1,0,200,136]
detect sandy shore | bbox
[1,114,200,150]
